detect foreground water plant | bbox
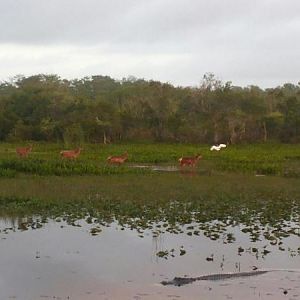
[0,172,300,256]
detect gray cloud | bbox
[0,0,299,87]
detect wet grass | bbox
[0,173,300,256]
[1,142,300,256]
[0,142,299,176]
[0,158,151,176]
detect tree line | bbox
[0,73,299,144]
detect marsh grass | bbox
[1,143,300,254]
[0,142,299,176]
[0,173,300,254]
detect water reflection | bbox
[130,164,208,176]
[1,194,300,256]
[1,217,300,299]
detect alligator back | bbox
[161,270,270,286]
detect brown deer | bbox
[107,152,128,165]
[178,154,202,167]
[16,145,32,158]
[60,148,82,159]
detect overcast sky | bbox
[0,0,299,88]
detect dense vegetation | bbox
[0,73,299,144]
[0,143,299,177]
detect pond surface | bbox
[0,172,300,299]
[1,216,300,300]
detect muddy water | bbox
[1,217,300,300]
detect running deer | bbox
[178,154,202,167]
[60,148,82,159]
[107,152,128,165]
[16,145,33,158]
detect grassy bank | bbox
[0,142,300,176]
[0,173,300,250]
[1,142,300,246]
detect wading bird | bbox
[178,154,202,167]
[60,148,82,159]
[16,145,32,158]
[210,144,227,151]
[107,152,128,165]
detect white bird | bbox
[210,144,227,151]
[210,145,221,151]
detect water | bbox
[1,217,300,299]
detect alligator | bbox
[161,270,270,286]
